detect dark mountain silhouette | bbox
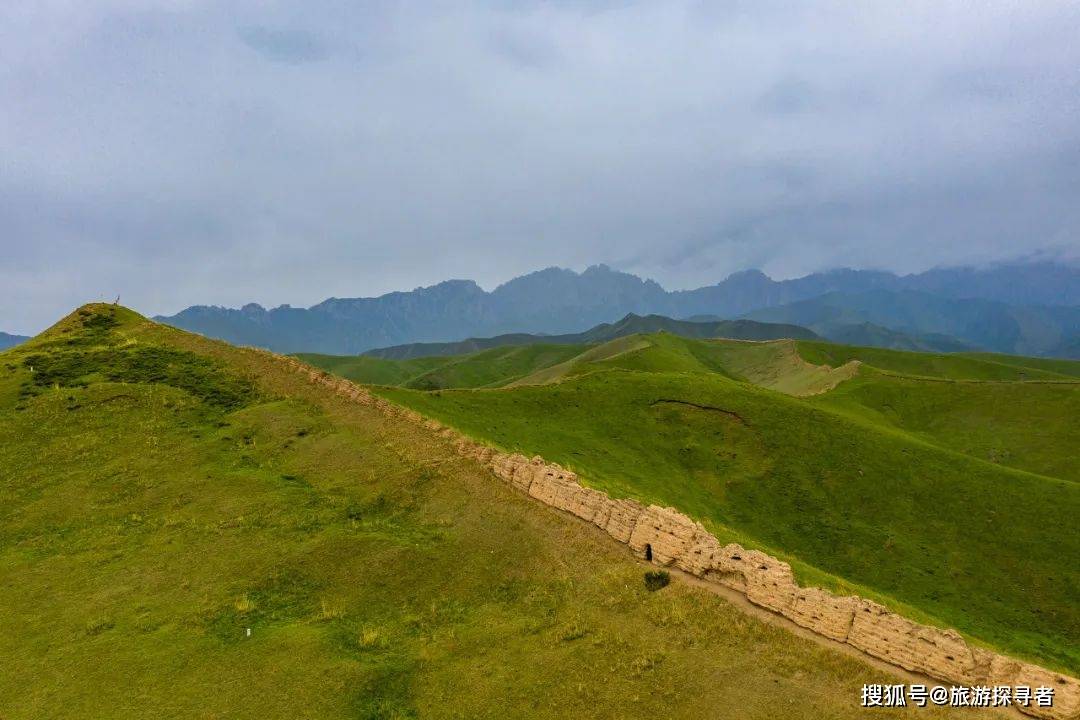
[156,261,1080,355]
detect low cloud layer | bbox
[2,1,1079,333]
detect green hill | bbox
[314,334,1080,673]
[1,305,949,719]
[291,353,454,387]
[796,341,1080,381]
[688,315,976,353]
[363,312,817,360]
[310,334,856,395]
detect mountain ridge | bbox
[156,260,1080,355]
[0,332,29,351]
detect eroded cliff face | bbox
[277,356,1079,720]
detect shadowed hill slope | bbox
[1,304,961,719]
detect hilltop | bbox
[156,260,1080,356]
[362,312,817,360]
[1,304,974,719]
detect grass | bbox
[404,344,585,389]
[644,571,671,592]
[0,304,962,719]
[796,340,1080,381]
[297,344,586,390]
[334,334,1080,674]
[809,365,1080,482]
[292,353,452,387]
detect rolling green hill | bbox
[2,305,949,719]
[796,341,1080,381]
[303,334,1080,673]
[309,334,856,395]
[687,315,977,353]
[291,353,454,387]
[363,312,818,360]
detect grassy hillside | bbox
[405,344,585,389]
[808,366,1080,482]
[298,344,587,390]
[325,335,1080,673]
[1,305,947,719]
[363,312,817,360]
[792,342,1080,481]
[959,351,1080,379]
[796,340,1080,381]
[293,353,453,387]
[307,335,1080,480]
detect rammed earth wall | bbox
[276,354,1080,720]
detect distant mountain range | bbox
[156,260,1080,357]
[745,289,1080,358]
[0,332,29,351]
[364,313,818,360]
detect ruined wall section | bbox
[276,356,1079,720]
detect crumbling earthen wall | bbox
[272,354,1079,720]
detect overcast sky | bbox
[3,1,1079,333]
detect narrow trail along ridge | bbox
[273,351,1079,720]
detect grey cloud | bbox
[239,26,328,63]
[488,26,561,69]
[757,78,817,115]
[0,1,1078,334]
